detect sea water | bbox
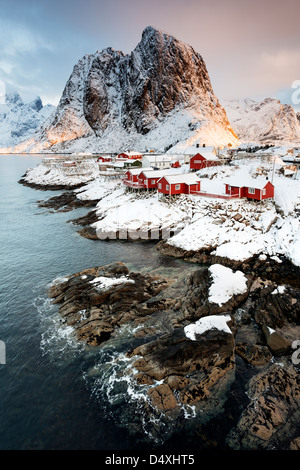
[0,154,198,450]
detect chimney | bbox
[196,143,199,148]
[203,143,206,147]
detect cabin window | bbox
[166,185,169,190]
[262,188,266,195]
[151,179,156,184]
[248,187,255,194]
[158,183,162,189]
[175,184,180,190]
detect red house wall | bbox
[190,154,219,170]
[118,153,142,160]
[138,174,159,189]
[225,182,274,200]
[225,184,240,196]
[124,171,139,183]
[158,178,201,195]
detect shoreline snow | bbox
[21,155,300,267]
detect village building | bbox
[224,177,274,200]
[117,151,143,160]
[138,169,174,189]
[142,155,172,169]
[96,155,112,163]
[157,173,201,196]
[189,152,222,170]
[123,167,153,189]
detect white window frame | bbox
[262,188,266,195]
[166,185,169,191]
[158,183,162,189]
[175,184,180,190]
[151,179,156,184]
[248,187,255,194]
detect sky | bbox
[0,0,299,109]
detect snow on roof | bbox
[119,151,143,156]
[143,155,172,162]
[161,173,201,185]
[191,152,220,161]
[225,175,273,189]
[140,169,174,178]
[126,167,153,175]
[184,314,232,341]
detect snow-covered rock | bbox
[208,264,248,306]
[184,314,232,340]
[223,97,300,144]
[6,26,239,154]
[0,92,55,147]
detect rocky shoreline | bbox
[48,257,300,449]
[18,175,87,192]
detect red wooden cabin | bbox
[123,167,153,189]
[225,179,274,200]
[190,152,221,170]
[157,174,201,196]
[138,169,171,189]
[117,151,143,160]
[97,156,112,163]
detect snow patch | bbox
[208,264,248,306]
[184,314,232,341]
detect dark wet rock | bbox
[249,283,300,329]
[227,363,300,450]
[37,191,99,212]
[69,209,99,226]
[174,267,251,325]
[290,437,300,450]
[157,242,300,288]
[48,261,172,346]
[77,226,98,240]
[262,325,292,356]
[128,323,235,414]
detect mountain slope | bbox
[0,93,55,148]
[223,97,300,144]
[4,27,239,154]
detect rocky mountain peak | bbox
[6,28,239,153]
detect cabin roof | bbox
[126,167,153,175]
[160,173,201,185]
[225,176,273,189]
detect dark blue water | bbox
[0,155,191,450]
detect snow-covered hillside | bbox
[223,98,300,144]
[4,27,239,154]
[0,93,55,148]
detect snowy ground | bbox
[24,155,300,267]
[167,158,300,266]
[23,161,100,186]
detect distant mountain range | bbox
[0,93,55,148]
[222,97,300,145]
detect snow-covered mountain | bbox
[4,26,239,154]
[0,93,55,148]
[222,97,300,144]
